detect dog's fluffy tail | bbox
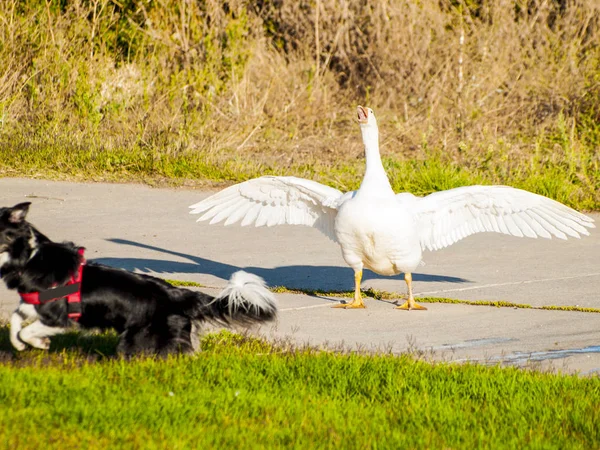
[186,271,277,325]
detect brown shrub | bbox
[0,0,598,169]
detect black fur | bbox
[0,203,277,355]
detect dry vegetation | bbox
[0,0,598,207]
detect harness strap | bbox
[66,247,85,320]
[18,247,86,321]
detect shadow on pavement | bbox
[96,238,470,291]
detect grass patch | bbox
[0,328,599,448]
[168,280,600,314]
[271,285,600,314]
[164,279,208,288]
[1,143,598,211]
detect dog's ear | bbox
[5,202,32,223]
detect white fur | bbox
[10,302,66,351]
[0,230,37,270]
[10,303,38,351]
[215,271,277,317]
[0,251,9,269]
[18,320,66,350]
[27,229,38,260]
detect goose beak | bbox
[357,105,369,124]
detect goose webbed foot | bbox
[332,298,366,309]
[332,269,366,309]
[395,300,427,311]
[396,272,428,311]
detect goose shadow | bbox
[93,238,470,293]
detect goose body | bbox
[336,197,422,276]
[190,106,594,309]
[334,109,422,279]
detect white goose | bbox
[190,106,595,310]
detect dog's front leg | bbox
[10,311,26,351]
[10,303,38,351]
[18,320,66,350]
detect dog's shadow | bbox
[0,325,119,360]
[96,239,470,292]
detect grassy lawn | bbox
[0,328,599,449]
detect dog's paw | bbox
[10,333,27,351]
[20,335,51,350]
[30,337,51,350]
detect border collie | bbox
[0,202,277,355]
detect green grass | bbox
[169,280,600,315]
[1,139,597,210]
[165,279,208,288]
[0,328,599,449]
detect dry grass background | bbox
[0,0,598,207]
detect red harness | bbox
[19,247,86,321]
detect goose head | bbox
[357,105,377,128]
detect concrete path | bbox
[1,178,599,373]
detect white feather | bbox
[240,203,262,227]
[412,185,593,250]
[223,202,252,226]
[190,176,344,242]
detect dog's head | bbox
[0,202,33,270]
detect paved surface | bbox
[1,178,599,373]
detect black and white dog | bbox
[0,202,277,355]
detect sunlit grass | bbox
[0,328,599,449]
[1,141,597,211]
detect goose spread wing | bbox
[189,176,345,241]
[405,185,595,251]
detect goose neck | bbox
[360,126,392,191]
